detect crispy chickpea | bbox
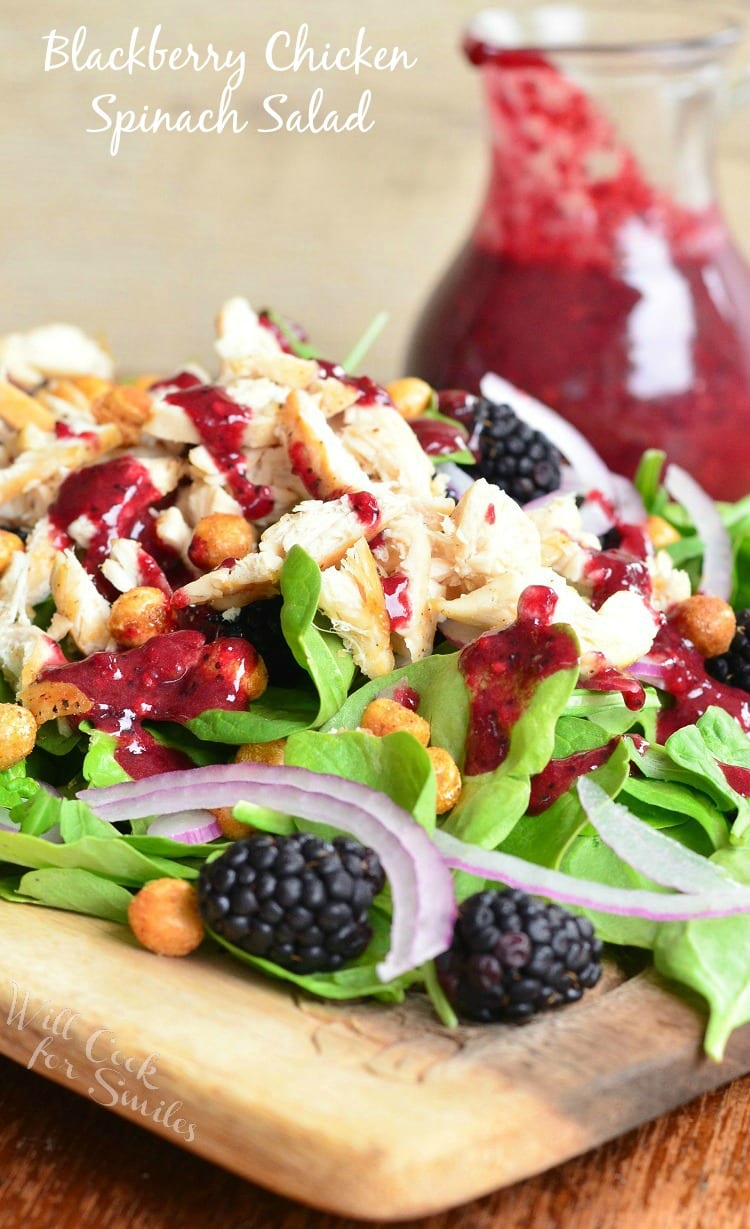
[90,385,152,444]
[0,703,37,770]
[109,586,173,648]
[647,515,681,549]
[211,808,253,841]
[235,739,286,766]
[188,514,257,572]
[0,530,24,577]
[20,680,92,726]
[128,879,204,957]
[669,594,736,658]
[427,746,462,815]
[360,698,431,746]
[385,377,433,421]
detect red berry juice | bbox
[408,41,750,499]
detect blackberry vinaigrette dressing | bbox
[408,7,750,498]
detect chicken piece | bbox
[25,516,58,606]
[649,550,692,612]
[143,397,202,445]
[259,492,383,567]
[50,550,114,656]
[526,495,601,584]
[0,424,122,506]
[0,323,113,388]
[215,297,283,368]
[375,512,442,662]
[280,389,373,499]
[176,493,384,609]
[0,382,56,432]
[154,506,194,566]
[441,571,658,670]
[435,480,542,593]
[174,550,281,610]
[318,540,394,678]
[337,404,436,497]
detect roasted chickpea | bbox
[235,739,286,766]
[19,680,92,726]
[0,703,37,770]
[90,384,152,443]
[385,377,433,421]
[669,594,736,659]
[427,746,462,815]
[128,879,204,957]
[109,586,173,648]
[211,808,253,841]
[360,698,431,746]
[0,530,24,577]
[188,514,257,572]
[647,515,680,549]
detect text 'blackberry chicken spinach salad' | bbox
[5,299,750,1056]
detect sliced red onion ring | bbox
[81,763,457,981]
[577,778,739,895]
[147,810,223,844]
[610,473,647,525]
[664,463,731,599]
[629,657,668,686]
[480,373,617,503]
[433,829,750,921]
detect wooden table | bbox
[0,1053,747,1229]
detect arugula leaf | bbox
[15,867,132,924]
[263,309,320,360]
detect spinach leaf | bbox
[285,729,436,834]
[653,917,750,1060]
[0,829,197,885]
[80,724,131,787]
[208,908,414,1003]
[16,867,132,924]
[444,661,578,850]
[187,548,354,743]
[323,651,469,764]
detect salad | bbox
[3,299,750,1057]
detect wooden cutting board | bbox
[0,902,749,1221]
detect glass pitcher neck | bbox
[470,46,729,268]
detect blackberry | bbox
[471,399,561,504]
[198,832,385,973]
[436,889,602,1023]
[706,608,750,692]
[180,596,307,687]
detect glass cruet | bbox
[407,4,750,499]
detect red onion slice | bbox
[664,463,731,600]
[81,763,457,981]
[577,777,739,895]
[480,373,618,503]
[433,829,750,920]
[147,810,223,844]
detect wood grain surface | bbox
[0,1032,750,1228]
[0,902,749,1223]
